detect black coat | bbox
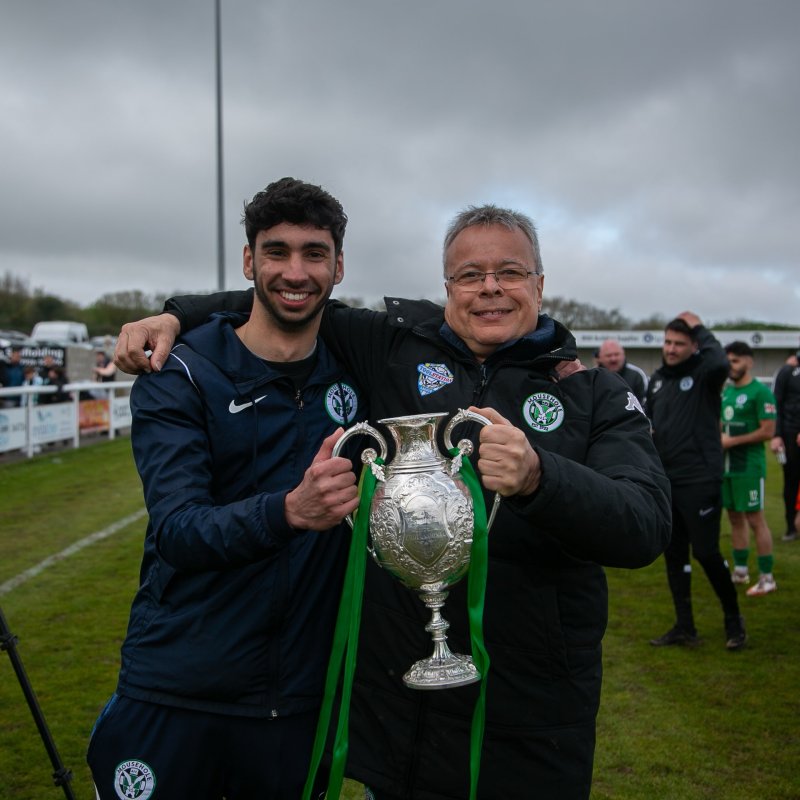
[322,299,670,800]
[167,292,671,799]
[645,326,729,486]
[772,361,800,438]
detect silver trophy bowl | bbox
[333,409,499,689]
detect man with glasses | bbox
[115,204,671,799]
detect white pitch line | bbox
[0,509,147,597]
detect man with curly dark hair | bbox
[88,178,365,800]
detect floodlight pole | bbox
[215,0,226,291]
[0,605,76,799]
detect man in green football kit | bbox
[721,341,777,596]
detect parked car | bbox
[90,334,118,352]
[0,329,36,348]
[31,320,90,346]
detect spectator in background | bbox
[646,312,746,650]
[90,349,118,399]
[21,365,43,405]
[721,341,777,595]
[770,343,800,542]
[37,354,57,381]
[596,338,648,404]
[93,349,117,382]
[39,365,69,404]
[1,348,26,407]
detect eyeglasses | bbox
[447,267,536,290]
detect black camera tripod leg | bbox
[0,605,77,800]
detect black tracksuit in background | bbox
[646,326,741,637]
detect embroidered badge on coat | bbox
[325,383,358,424]
[625,392,645,415]
[417,363,454,396]
[114,760,156,799]
[522,392,565,432]
[680,376,694,391]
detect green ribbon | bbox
[451,447,491,800]
[301,460,378,800]
[302,450,490,800]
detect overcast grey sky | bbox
[2,0,798,325]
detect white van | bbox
[31,320,90,345]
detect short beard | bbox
[253,280,331,332]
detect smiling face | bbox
[443,223,543,361]
[243,222,343,333]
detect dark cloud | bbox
[1,0,798,324]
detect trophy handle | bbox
[331,421,389,532]
[443,408,502,531]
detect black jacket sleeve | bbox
[163,289,253,332]
[513,369,671,569]
[694,325,730,391]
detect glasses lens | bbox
[496,268,529,286]
[452,271,483,288]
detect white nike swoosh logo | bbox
[699,507,715,517]
[229,395,267,414]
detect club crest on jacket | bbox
[325,383,359,425]
[522,392,565,432]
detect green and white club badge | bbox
[522,392,565,432]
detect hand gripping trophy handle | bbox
[332,409,500,689]
[443,408,502,531]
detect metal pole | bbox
[215,0,225,291]
[0,605,77,799]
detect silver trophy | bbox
[333,410,500,690]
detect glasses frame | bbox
[446,268,537,291]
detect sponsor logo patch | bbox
[325,383,358,424]
[417,363,454,396]
[522,392,565,433]
[114,760,156,799]
[625,392,645,415]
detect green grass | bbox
[1,441,798,798]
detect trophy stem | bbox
[402,590,480,690]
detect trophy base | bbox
[402,653,481,690]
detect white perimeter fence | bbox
[0,381,135,458]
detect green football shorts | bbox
[722,474,764,512]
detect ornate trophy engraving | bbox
[333,409,499,689]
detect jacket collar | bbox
[178,312,343,395]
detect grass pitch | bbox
[1,439,798,798]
